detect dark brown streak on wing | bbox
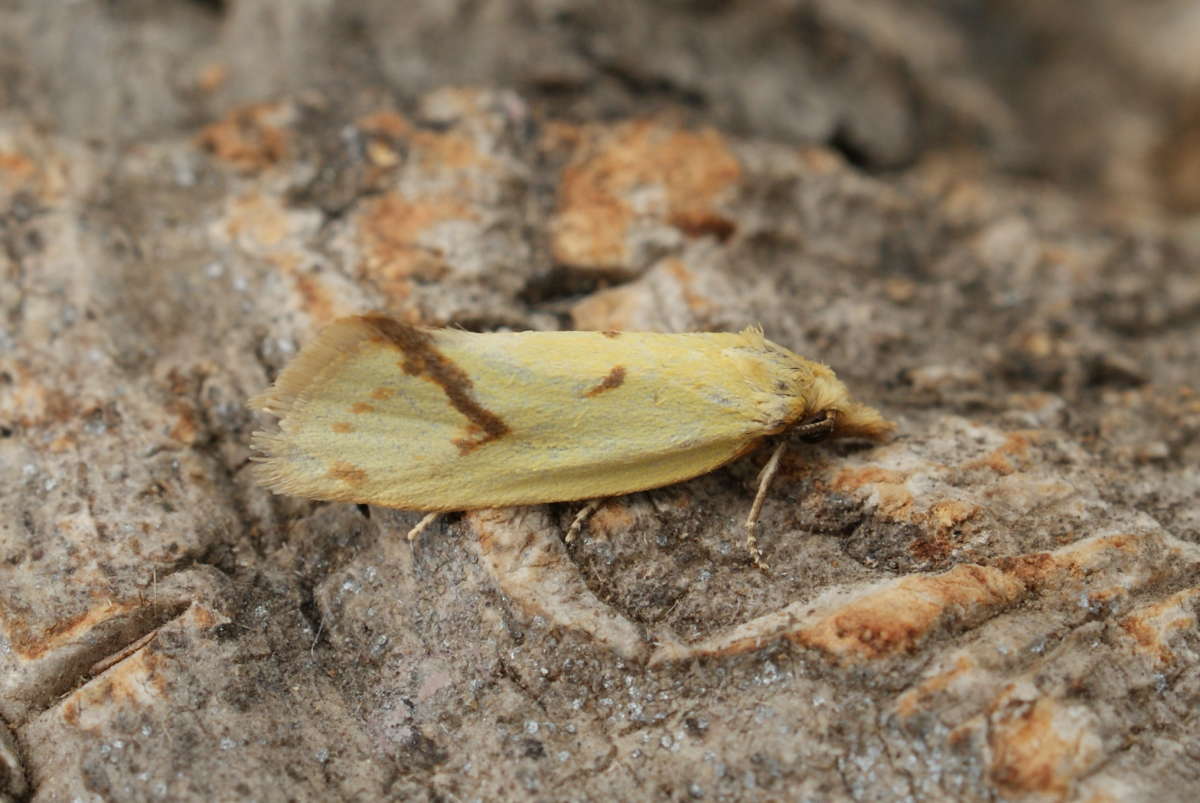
[362,316,511,454]
[584,365,626,397]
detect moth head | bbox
[799,370,894,443]
[814,402,894,442]
[793,410,838,443]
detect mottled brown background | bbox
[2,1,1199,800]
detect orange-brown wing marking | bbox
[328,461,368,485]
[362,316,511,454]
[583,365,626,397]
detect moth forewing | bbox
[251,316,892,565]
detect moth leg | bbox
[745,440,787,570]
[565,499,604,545]
[406,511,441,543]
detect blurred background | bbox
[3,3,1200,801]
[4,0,1200,215]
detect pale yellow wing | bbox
[250,316,826,510]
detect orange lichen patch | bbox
[354,111,414,179]
[873,482,916,519]
[831,466,907,490]
[364,137,402,169]
[988,697,1103,799]
[0,140,72,202]
[1017,328,1056,360]
[356,110,412,138]
[663,258,715,314]
[973,450,1015,475]
[656,532,1199,666]
[61,647,170,730]
[1,362,77,428]
[894,653,977,718]
[929,499,979,535]
[1082,585,1127,611]
[571,284,642,331]
[196,102,291,172]
[412,127,484,171]
[833,465,983,533]
[357,192,475,295]
[331,422,352,434]
[552,121,742,270]
[908,533,955,564]
[570,255,724,329]
[224,191,290,247]
[47,433,77,452]
[350,402,375,414]
[291,270,337,325]
[58,603,224,730]
[995,532,1143,590]
[1009,392,1064,413]
[796,145,846,175]
[585,502,638,539]
[357,110,486,171]
[911,155,993,223]
[907,496,974,561]
[583,366,626,397]
[0,150,36,192]
[832,466,913,518]
[1155,104,1200,213]
[189,604,219,630]
[328,461,368,485]
[268,250,302,274]
[884,277,917,303]
[946,722,975,750]
[651,564,1028,666]
[0,600,143,660]
[371,386,396,401]
[1118,587,1200,666]
[789,564,1026,661]
[195,62,228,93]
[965,430,1039,475]
[540,120,586,152]
[166,399,200,445]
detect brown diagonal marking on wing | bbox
[362,317,511,455]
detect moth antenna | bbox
[745,440,787,570]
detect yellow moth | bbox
[250,316,891,567]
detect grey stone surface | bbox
[1,1,1198,800]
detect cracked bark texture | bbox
[2,1,1200,801]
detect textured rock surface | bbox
[2,1,1199,800]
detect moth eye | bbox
[796,410,837,443]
